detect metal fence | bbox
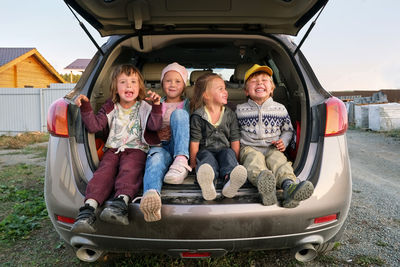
[0,84,75,135]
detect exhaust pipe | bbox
[75,246,104,262]
[294,243,318,262]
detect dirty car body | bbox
[45,0,351,262]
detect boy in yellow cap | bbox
[235,64,314,208]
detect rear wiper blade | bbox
[65,1,104,56]
[294,3,327,55]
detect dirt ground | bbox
[0,129,399,266]
[0,142,47,168]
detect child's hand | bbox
[146,90,161,105]
[189,160,196,170]
[75,94,89,107]
[271,139,286,152]
[157,126,171,141]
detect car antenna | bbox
[65,2,105,56]
[294,3,327,56]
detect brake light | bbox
[181,252,211,258]
[325,97,348,136]
[314,214,337,224]
[47,98,69,137]
[56,214,75,224]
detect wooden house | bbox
[0,47,65,88]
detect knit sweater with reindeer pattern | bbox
[235,97,293,154]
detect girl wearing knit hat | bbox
[140,62,191,222]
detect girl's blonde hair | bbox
[190,73,222,113]
[245,71,276,97]
[110,64,146,103]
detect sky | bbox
[1,0,399,92]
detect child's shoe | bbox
[140,189,162,222]
[222,165,247,198]
[282,180,314,208]
[197,163,217,200]
[71,204,96,233]
[257,170,277,206]
[99,196,129,225]
[164,159,192,184]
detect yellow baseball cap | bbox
[244,64,273,82]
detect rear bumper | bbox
[45,135,351,254]
[57,219,343,256]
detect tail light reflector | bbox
[325,97,348,136]
[314,214,338,224]
[56,214,75,224]
[181,252,211,258]
[47,98,69,137]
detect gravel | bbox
[325,129,400,266]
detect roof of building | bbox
[64,58,91,71]
[0,47,65,83]
[0,47,35,67]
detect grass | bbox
[22,145,48,158]
[0,132,49,149]
[0,164,47,243]
[353,255,385,266]
[375,240,388,247]
[383,129,400,139]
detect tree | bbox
[60,73,82,83]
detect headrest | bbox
[189,70,212,85]
[142,63,168,82]
[233,63,254,83]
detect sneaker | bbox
[99,196,129,225]
[222,165,247,198]
[282,180,314,208]
[197,163,217,201]
[140,190,162,222]
[164,160,192,184]
[257,170,277,206]
[71,204,96,234]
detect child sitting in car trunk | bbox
[71,64,162,233]
[190,73,247,201]
[235,64,314,208]
[139,62,192,222]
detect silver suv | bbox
[45,0,351,263]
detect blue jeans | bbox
[143,109,189,193]
[196,148,238,181]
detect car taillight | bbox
[325,97,348,136]
[47,98,69,137]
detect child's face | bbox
[117,72,140,108]
[162,71,185,102]
[245,73,274,105]
[204,77,228,106]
